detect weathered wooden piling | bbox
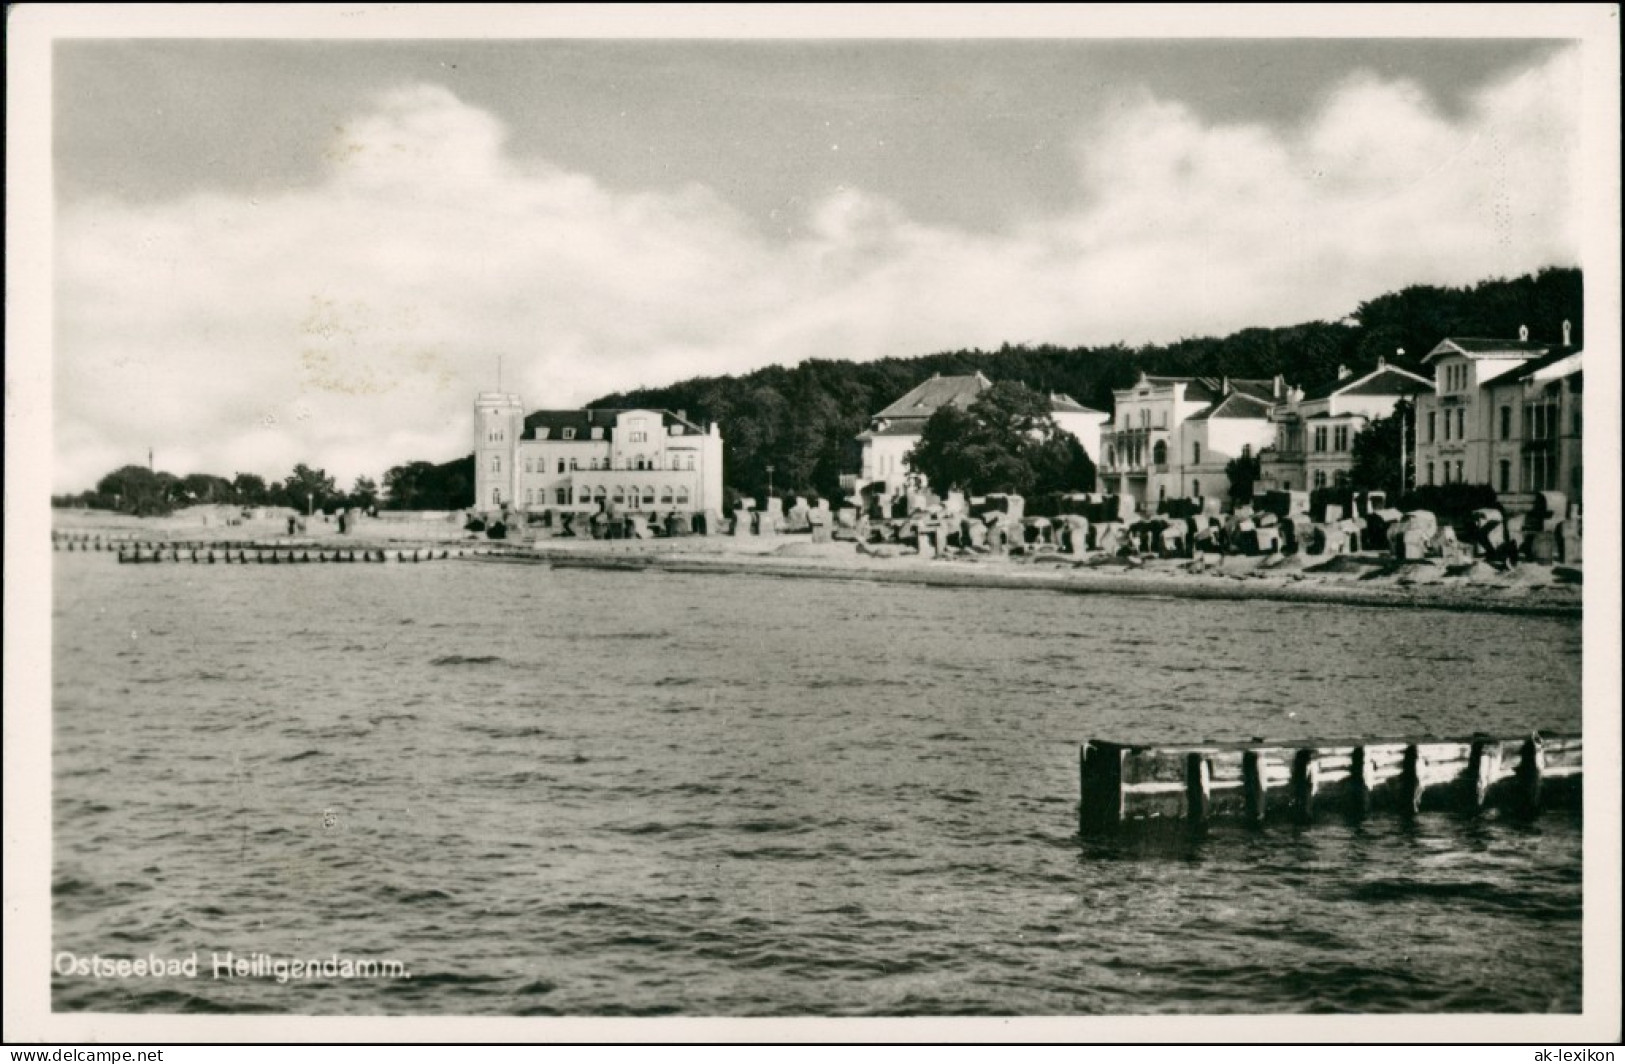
[1080,733,1580,830]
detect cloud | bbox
[54,53,1580,491]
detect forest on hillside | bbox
[590,268,1582,501]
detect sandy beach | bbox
[53,505,1582,618]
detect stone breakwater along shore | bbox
[483,538,1582,618]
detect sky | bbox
[48,30,1588,493]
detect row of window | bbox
[520,485,692,507]
[1426,401,1576,444]
[1311,426,1351,453]
[1310,470,1352,490]
[489,453,699,474]
[1442,363,1471,392]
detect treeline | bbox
[54,463,378,517]
[591,268,1581,499]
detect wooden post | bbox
[1400,744,1422,815]
[1079,742,1125,831]
[1516,734,1545,815]
[1291,748,1318,823]
[1185,752,1210,824]
[1350,745,1374,817]
[1242,749,1267,824]
[1469,738,1498,811]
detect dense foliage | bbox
[906,381,1096,497]
[592,268,1580,499]
[54,463,382,516]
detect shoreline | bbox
[52,508,1582,618]
[487,541,1583,618]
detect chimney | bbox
[1337,364,1352,380]
[1377,356,1387,370]
[1519,324,1529,342]
[1273,374,1284,398]
[1562,319,1572,346]
[1221,376,1231,394]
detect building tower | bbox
[473,391,524,515]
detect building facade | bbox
[1259,359,1433,493]
[473,391,724,519]
[1097,374,1283,507]
[853,372,1108,499]
[1413,326,1582,512]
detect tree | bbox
[1349,400,1414,498]
[232,473,269,505]
[180,473,233,505]
[1224,451,1263,504]
[349,475,379,510]
[277,463,337,512]
[95,465,176,516]
[907,381,1093,497]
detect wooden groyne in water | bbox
[110,546,491,564]
[1079,733,1581,830]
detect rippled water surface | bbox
[52,556,1583,1014]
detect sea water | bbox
[50,556,1583,1014]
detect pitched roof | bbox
[1186,392,1274,421]
[1300,364,1434,402]
[1490,347,1582,387]
[1131,375,1277,405]
[524,408,702,441]
[874,372,991,418]
[1424,337,1552,363]
[1048,392,1107,416]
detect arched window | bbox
[660,486,673,504]
[594,486,606,502]
[491,487,501,505]
[612,486,625,506]
[1152,441,1167,466]
[676,487,690,506]
[1192,441,1201,464]
[642,486,656,507]
[490,455,501,473]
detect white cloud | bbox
[54,53,1580,491]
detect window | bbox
[1427,411,1436,443]
[1443,413,1451,441]
[1454,460,1464,483]
[1192,441,1202,464]
[1152,441,1167,466]
[1454,409,1464,440]
[1332,427,1348,451]
[556,488,569,505]
[676,487,690,506]
[562,428,576,440]
[490,455,501,473]
[570,458,580,471]
[591,427,604,440]
[524,458,533,474]
[491,488,501,505]
[1106,446,1116,468]
[630,431,647,443]
[612,486,626,505]
[660,486,673,504]
[1158,485,1166,502]
[534,427,549,440]
[1334,470,1349,489]
[686,455,696,471]
[642,487,656,507]
[1498,459,1511,493]
[1313,427,1327,453]
[1313,470,1327,489]
[1426,462,1434,485]
[525,488,533,505]
[1192,480,1200,497]
[1500,406,1512,440]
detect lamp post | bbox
[765,464,775,499]
[307,492,314,518]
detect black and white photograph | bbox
[5,4,1620,1044]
